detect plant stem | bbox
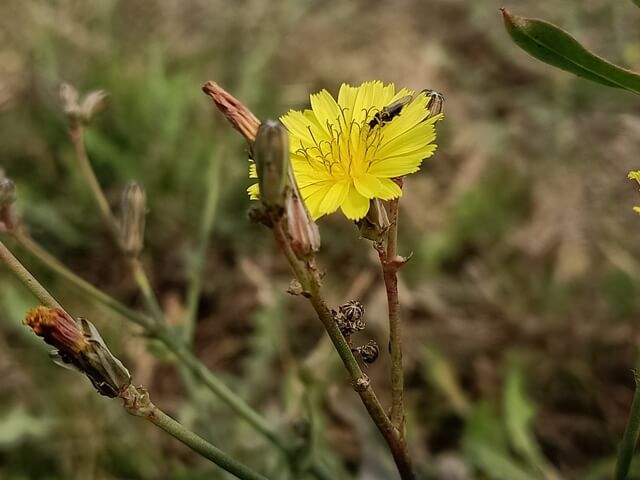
[0,239,62,310]
[380,194,405,431]
[0,246,268,480]
[122,385,269,480]
[184,153,221,344]
[615,372,640,480]
[68,122,164,323]
[6,232,332,479]
[272,222,415,480]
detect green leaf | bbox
[501,9,640,95]
[633,0,640,9]
[504,367,560,479]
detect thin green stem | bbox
[272,222,415,480]
[68,122,164,323]
[0,239,62,310]
[184,153,221,344]
[7,232,331,479]
[12,231,153,329]
[615,372,640,480]
[128,256,164,323]
[122,386,269,480]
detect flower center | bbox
[295,107,384,181]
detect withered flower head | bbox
[59,82,109,125]
[24,306,131,398]
[120,182,146,256]
[202,81,260,143]
[25,306,88,354]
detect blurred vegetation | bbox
[2,0,640,479]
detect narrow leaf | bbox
[501,9,640,95]
[633,0,640,9]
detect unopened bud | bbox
[356,199,390,242]
[24,306,131,398]
[424,89,444,119]
[80,90,109,123]
[120,182,146,256]
[254,120,289,208]
[285,176,321,258]
[202,81,260,143]
[0,176,18,232]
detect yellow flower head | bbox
[628,170,640,214]
[248,81,441,220]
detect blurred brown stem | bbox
[272,221,415,480]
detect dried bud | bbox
[254,120,289,208]
[356,199,390,242]
[0,176,18,232]
[59,82,80,117]
[24,306,131,398]
[60,83,109,124]
[285,177,321,258]
[339,301,365,322]
[202,81,260,143]
[80,90,109,123]
[424,89,444,119]
[120,182,146,256]
[353,340,380,364]
[25,307,88,354]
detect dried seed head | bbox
[339,300,365,322]
[357,340,380,364]
[254,120,289,208]
[80,90,109,123]
[357,199,390,242]
[120,182,146,256]
[24,306,131,398]
[202,81,260,143]
[59,83,109,124]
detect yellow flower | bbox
[248,80,441,220]
[628,170,640,214]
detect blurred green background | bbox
[2,1,640,479]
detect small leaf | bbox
[633,0,640,9]
[501,9,640,95]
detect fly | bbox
[368,95,413,129]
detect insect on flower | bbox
[368,95,413,129]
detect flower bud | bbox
[25,306,131,398]
[285,175,321,258]
[254,120,289,208]
[356,199,390,242]
[60,83,109,124]
[120,182,146,256]
[202,81,260,143]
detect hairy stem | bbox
[122,385,269,480]
[273,222,415,480]
[381,194,405,431]
[615,372,640,480]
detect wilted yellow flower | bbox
[629,170,640,214]
[249,81,441,220]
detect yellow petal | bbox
[249,162,258,179]
[368,144,437,177]
[247,183,260,200]
[340,184,370,220]
[310,90,341,136]
[318,181,349,216]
